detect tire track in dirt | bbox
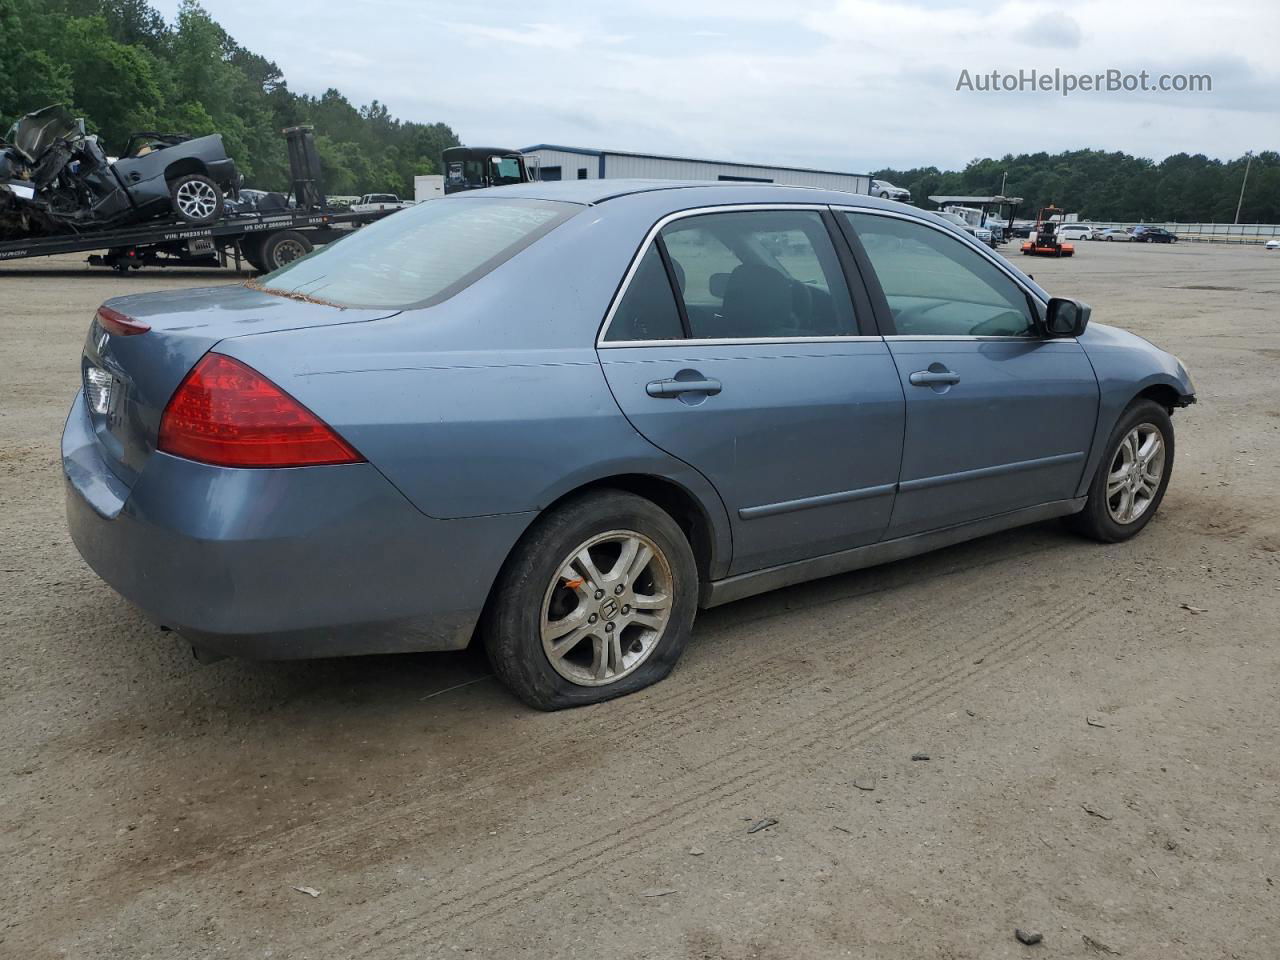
[93,564,1009,892]
[345,603,1088,955]
[322,600,1089,956]
[32,543,1057,952]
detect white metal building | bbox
[522,144,871,195]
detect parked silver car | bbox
[871,179,911,202]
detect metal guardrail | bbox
[1087,222,1280,245]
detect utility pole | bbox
[1000,171,1008,196]
[1234,152,1253,224]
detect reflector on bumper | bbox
[84,366,113,415]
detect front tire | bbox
[483,490,698,710]
[1069,399,1174,543]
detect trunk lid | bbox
[81,284,398,488]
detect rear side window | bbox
[253,198,576,309]
[603,246,685,342]
[844,212,1036,338]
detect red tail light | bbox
[158,354,364,468]
[96,305,150,336]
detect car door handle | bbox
[909,369,961,386]
[646,377,722,398]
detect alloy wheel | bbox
[175,179,219,220]
[1106,423,1166,524]
[540,530,673,686]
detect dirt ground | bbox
[2,241,1278,960]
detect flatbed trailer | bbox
[0,205,393,273]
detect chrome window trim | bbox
[830,205,1052,336]
[601,335,884,349]
[596,203,857,349]
[887,334,1078,343]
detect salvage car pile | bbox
[0,105,240,239]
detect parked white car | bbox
[350,193,410,214]
[871,179,911,203]
[1265,238,1280,250]
[1057,224,1094,242]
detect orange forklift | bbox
[1020,204,1075,257]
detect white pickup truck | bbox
[349,193,411,214]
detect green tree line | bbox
[0,0,459,197]
[876,149,1280,223]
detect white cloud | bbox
[150,0,1278,170]
[446,21,628,51]
[1015,12,1084,48]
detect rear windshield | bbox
[252,197,577,309]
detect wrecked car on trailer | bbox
[0,105,239,239]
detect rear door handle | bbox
[646,377,722,398]
[909,368,961,387]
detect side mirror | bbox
[1045,297,1091,337]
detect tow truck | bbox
[0,126,396,273]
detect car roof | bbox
[453,178,907,212]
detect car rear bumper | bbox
[63,391,534,659]
[206,157,238,188]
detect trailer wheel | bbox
[170,173,225,225]
[260,230,313,270]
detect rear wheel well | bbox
[164,158,207,184]
[543,476,718,583]
[470,475,721,651]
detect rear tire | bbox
[169,173,224,225]
[1068,399,1174,543]
[259,230,313,271]
[483,490,698,710]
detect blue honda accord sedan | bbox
[64,180,1195,708]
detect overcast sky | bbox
[155,0,1276,172]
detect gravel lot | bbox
[2,242,1278,959]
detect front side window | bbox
[844,212,1037,338]
[658,210,857,339]
[253,197,576,309]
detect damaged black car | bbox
[0,105,239,239]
